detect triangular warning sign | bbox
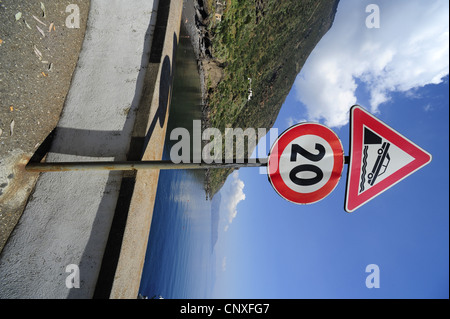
[345,105,432,213]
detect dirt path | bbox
[0,0,90,253]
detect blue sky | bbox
[211,0,449,298]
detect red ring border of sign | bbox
[267,123,345,205]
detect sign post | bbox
[26,105,431,212]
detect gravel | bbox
[0,0,90,252]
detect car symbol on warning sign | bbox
[360,129,393,192]
[367,141,390,185]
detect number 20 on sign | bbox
[267,123,345,205]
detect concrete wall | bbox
[0,0,179,299]
[109,0,183,300]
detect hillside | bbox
[193,0,340,197]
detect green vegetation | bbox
[202,0,339,197]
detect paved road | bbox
[0,0,161,298]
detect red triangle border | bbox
[345,105,432,213]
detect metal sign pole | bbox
[25,159,268,172]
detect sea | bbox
[138,25,219,299]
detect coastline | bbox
[182,0,216,198]
[180,0,342,199]
[182,0,210,121]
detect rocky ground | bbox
[0,0,90,252]
[182,0,226,198]
[182,0,221,117]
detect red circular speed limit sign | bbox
[267,123,344,204]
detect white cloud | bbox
[220,171,246,231]
[221,256,227,272]
[294,0,449,127]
